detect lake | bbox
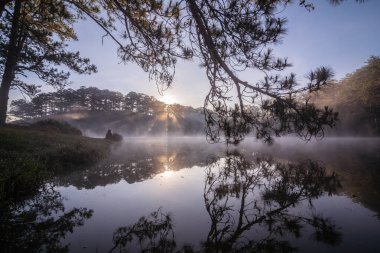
[5,138,380,252]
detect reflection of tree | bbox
[0,183,93,253]
[56,141,224,189]
[246,139,380,216]
[109,153,341,253]
[202,153,341,252]
[109,208,175,253]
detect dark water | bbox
[5,138,380,252]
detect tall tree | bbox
[0,0,96,125]
[310,56,380,135]
[2,0,364,143]
[75,0,358,143]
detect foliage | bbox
[30,119,82,135]
[0,126,110,170]
[108,132,123,142]
[76,0,353,144]
[47,143,105,170]
[310,56,380,135]
[2,0,366,142]
[0,0,97,124]
[109,208,175,253]
[109,152,342,252]
[10,87,206,136]
[10,87,165,117]
[0,125,101,252]
[54,139,225,188]
[0,154,46,204]
[202,153,341,251]
[0,182,93,253]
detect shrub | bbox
[0,155,46,204]
[45,142,107,171]
[109,132,123,142]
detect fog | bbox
[105,136,380,214]
[53,135,380,235]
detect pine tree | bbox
[0,0,97,124]
[1,0,364,143]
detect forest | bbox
[310,56,380,135]
[1,1,380,252]
[10,88,169,117]
[9,87,205,136]
[9,56,380,137]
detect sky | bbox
[9,0,380,107]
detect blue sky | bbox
[10,0,380,107]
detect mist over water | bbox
[44,137,380,252]
[3,1,380,251]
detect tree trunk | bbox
[0,0,13,17]
[0,81,12,125]
[0,0,22,125]
[0,2,5,17]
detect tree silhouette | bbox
[82,0,352,143]
[0,0,97,124]
[310,56,380,135]
[10,87,161,116]
[202,153,341,252]
[0,183,93,253]
[2,0,366,142]
[109,208,176,253]
[109,152,342,252]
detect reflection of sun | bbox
[160,94,177,105]
[162,170,174,178]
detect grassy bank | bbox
[0,124,111,204]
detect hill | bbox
[9,87,205,137]
[310,56,380,136]
[53,106,205,137]
[0,123,110,204]
[10,56,380,138]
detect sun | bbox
[162,170,174,178]
[160,94,177,105]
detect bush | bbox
[31,119,82,135]
[44,142,108,171]
[0,155,46,204]
[0,126,110,204]
[109,132,123,142]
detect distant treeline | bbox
[10,87,183,118]
[10,56,380,136]
[310,56,380,135]
[10,87,205,136]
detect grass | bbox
[30,118,83,135]
[0,124,111,204]
[0,126,110,167]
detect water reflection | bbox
[55,140,225,189]
[56,138,380,217]
[109,152,342,253]
[244,138,380,215]
[4,139,380,252]
[203,152,341,252]
[0,183,93,253]
[109,208,176,253]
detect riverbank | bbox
[0,124,111,204]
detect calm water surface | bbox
[8,138,380,252]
